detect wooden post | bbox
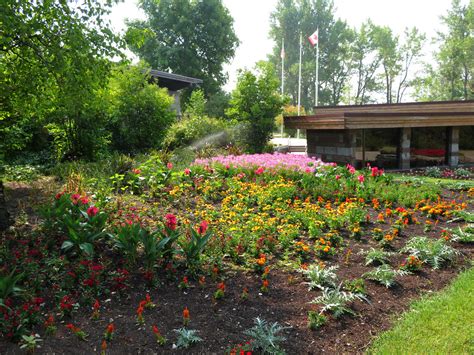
[399,127,411,170]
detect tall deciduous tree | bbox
[226,62,286,153]
[350,21,383,105]
[395,27,426,103]
[437,0,473,100]
[126,0,239,96]
[372,25,400,104]
[0,0,122,160]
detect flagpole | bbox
[280,37,284,137]
[315,28,319,108]
[297,32,302,139]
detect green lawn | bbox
[369,266,474,354]
[390,174,474,190]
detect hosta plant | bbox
[400,236,459,269]
[363,248,392,266]
[300,264,338,290]
[363,264,408,288]
[311,284,368,318]
[173,328,203,349]
[244,317,288,355]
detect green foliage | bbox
[401,236,460,269]
[173,328,203,349]
[178,223,213,272]
[424,166,442,178]
[311,284,368,318]
[184,90,207,118]
[0,269,23,305]
[307,311,327,330]
[300,264,338,290]
[41,193,108,258]
[450,225,474,243]
[244,317,288,355]
[364,248,392,266]
[108,64,175,152]
[363,264,408,288]
[163,115,229,151]
[0,0,123,160]
[20,333,42,352]
[113,223,144,265]
[227,62,286,153]
[126,0,238,96]
[343,278,367,295]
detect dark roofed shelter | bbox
[284,100,474,169]
[148,69,203,117]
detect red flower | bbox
[132,168,141,175]
[217,282,225,291]
[87,206,99,217]
[255,167,265,175]
[55,192,64,200]
[167,162,173,169]
[91,264,103,272]
[197,220,209,235]
[93,299,100,311]
[152,325,160,335]
[106,323,115,335]
[80,196,89,205]
[184,168,191,175]
[165,214,177,231]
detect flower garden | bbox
[1,153,473,354]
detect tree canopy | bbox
[126,0,239,96]
[0,0,123,160]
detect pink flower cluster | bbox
[194,153,326,173]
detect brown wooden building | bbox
[284,100,474,169]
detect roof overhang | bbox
[284,100,474,130]
[148,69,203,91]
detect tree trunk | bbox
[0,180,11,231]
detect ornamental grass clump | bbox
[300,264,338,290]
[244,317,288,355]
[400,236,459,269]
[311,284,368,318]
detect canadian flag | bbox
[308,29,319,46]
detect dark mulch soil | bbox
[1,184,473,354]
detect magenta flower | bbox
[165,213,177,231]
[357,175,365,183]
[255,167,265,175]
[167,162,173,170]
[87,206,99,217]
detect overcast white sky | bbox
[109,0,466,92]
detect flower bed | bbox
[1,155,473,354]
[194,153,328,172]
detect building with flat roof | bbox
[284,100,474,169]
